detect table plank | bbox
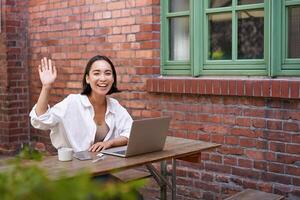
[0,137,220,179]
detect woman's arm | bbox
[89,136,128,152]
[35,57,57,116]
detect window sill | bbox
[146,77,300,99]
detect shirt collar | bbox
[79,94,115,114]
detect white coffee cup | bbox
[58,147,73,161]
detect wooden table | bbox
[0,137,220,200]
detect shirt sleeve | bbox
[29,95,72,130]
[117,107,133,139]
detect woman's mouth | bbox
[97,83,109,89]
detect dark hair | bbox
[81,55,121,95]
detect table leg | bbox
[160,160,167,200]
[172,158,177,200]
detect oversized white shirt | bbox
[29,94,133,152]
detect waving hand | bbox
[38,57,57,87]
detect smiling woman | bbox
[29,55,133,153]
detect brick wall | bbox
[23,0,300,200]
[0,0,29,154]
[28,0,160,151]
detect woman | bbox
[30,55,133,152]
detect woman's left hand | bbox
[89,141,112,152]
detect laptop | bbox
[101,117,171,157]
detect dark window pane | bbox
[238,10,264,59]
[208,13,232,60]
[169,17,190,61]
[238,0,264,5]
[288,6,300,58]
[210,0,231,8]
[169,0,189,12]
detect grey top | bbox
[94,122,109,142]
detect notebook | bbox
[101,117,171,157]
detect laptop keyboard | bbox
[115,150,126,155]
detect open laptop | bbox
[101,117,171,157]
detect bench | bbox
[111,168,152,183]
[225,189,285,200]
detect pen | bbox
[92,157,105,163]
[92,153,105,163]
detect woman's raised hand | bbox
[38,57,57,88]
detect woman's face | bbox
[86,60,114,96]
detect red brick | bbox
[224,156,237,166]
[232,167,260,179]
[265,131,292,142]
[294,177,300,186]
[212,80,220,95]
[253,80,262,96]
[280,81,289,98]
[218,146,244,155]
[210,154,222,163]
[286,144,300,154]
[211,134,225,144]
[236,80,245,96]
[205,163,232,174]
[267,120,282,130]
[205,79,212,94]
[115,17,135,26]
[262,80,271,97]
[271,80,281,97]
[164,79,171,93]
[257,182,273,193]
[184,79,192,94]
[240,138,256,148]
[262,172,291,184]
[283,122,299,132]
[219,80,228,95]
[245,149,265,160]
[286,165,300,176]
[254,160,267,170]
[107,1,125,10]
[292,134,300,143]
[225,136,239,145]
[245,80,253,96]
[238,158,253,168]
[191,79,198,93]
[252,118,266,128]
[231,128,256,138]
[277,153,300,164]
[136,32,153,41]
[242,179,257,189]
[236,117,251,127]
[170,80,177,93]
[269,163,284,173]
[290,81,299,98]
[228,80,237,95]
[270,142,286,152]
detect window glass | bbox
[210,0,231,8]
[208,13,232,60]
[288,6,300,58]
[169,17,190,61]
[169,0,189,12]
[238,10,264,59]
[238,0,264,5]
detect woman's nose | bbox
[98,74,106,80]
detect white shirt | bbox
[29,94,133,152]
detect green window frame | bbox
[161,0,300,77]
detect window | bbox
[161,0,300,76]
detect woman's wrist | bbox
[105,140,113,148]
[42,84,52,90]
